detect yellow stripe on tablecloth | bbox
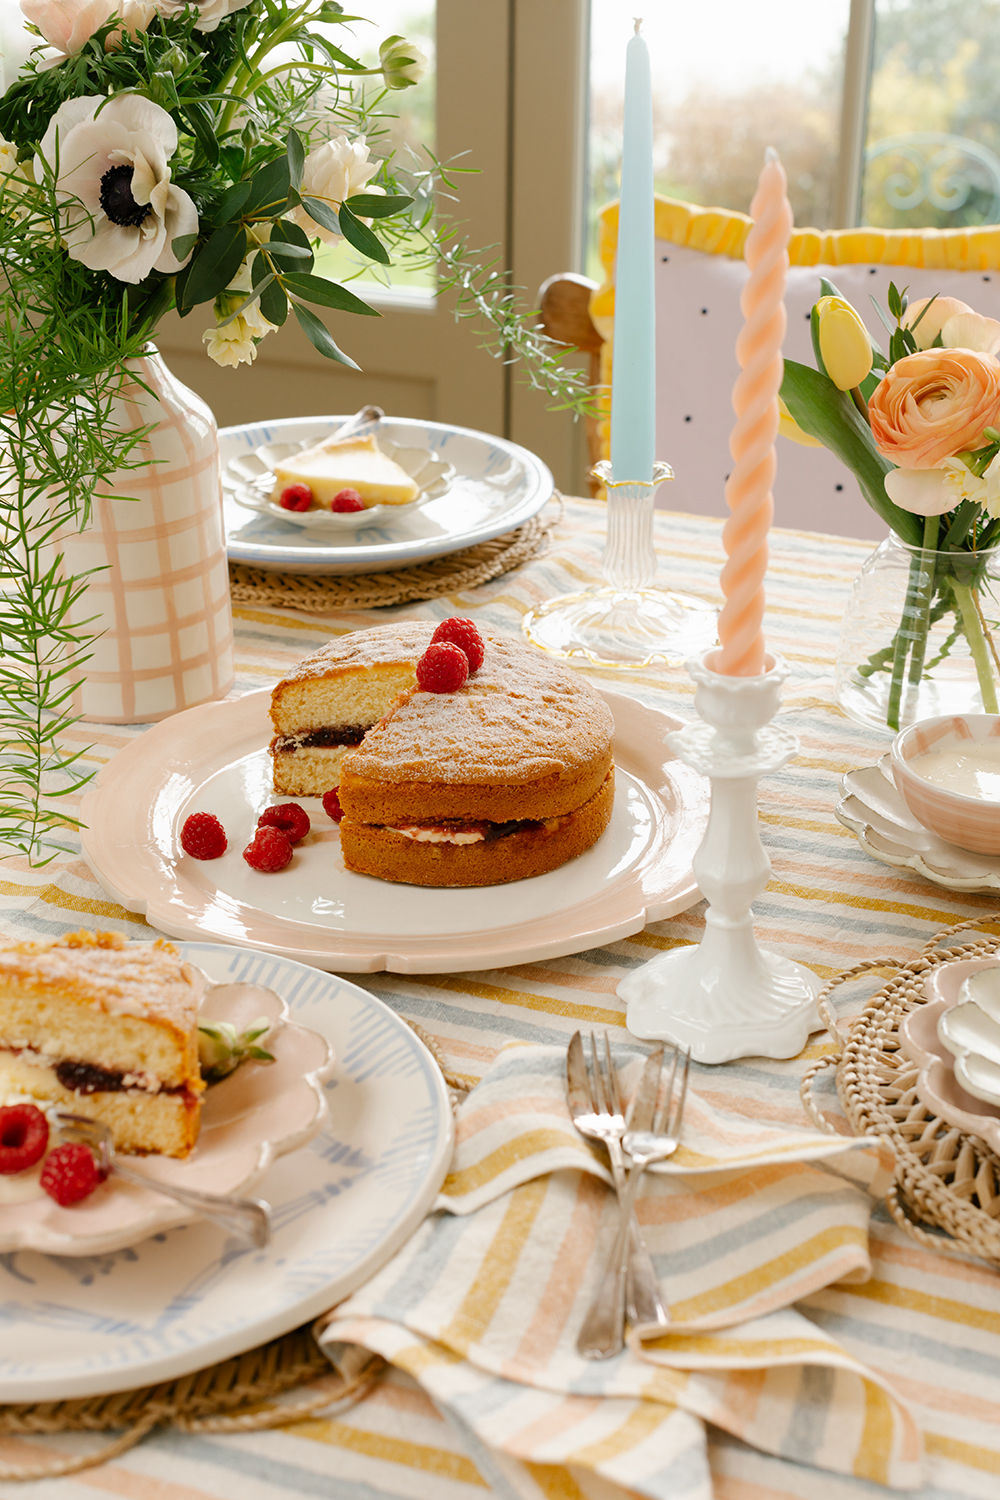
[846,1279,1000,1333]
[669,1225,869,1322]
[426,976,624,1026]
[646,1333,840,1361]
[294,1416,488,1485]
[855,1379,896,1485]
[441,1177,548,1351]
[522,1461,591,1500]
[0,878,148,926]
[440,1129,581,1197]
[570,1399,673,1467]
[925,1430,1000,1474]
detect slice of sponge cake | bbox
[0,930,204,1158]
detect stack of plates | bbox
[899,958,1000,1153]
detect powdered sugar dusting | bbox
[0,933,204,1027]
[343,633,613,784]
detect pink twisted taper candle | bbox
[716,148,792,676]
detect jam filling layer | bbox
[274,724,369,752]
[4,1046,192,1099]
[385,817,546,845]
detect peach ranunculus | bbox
[867,347,1000,470]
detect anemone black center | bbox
[99,164,150,228]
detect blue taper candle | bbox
[609,19,655,484]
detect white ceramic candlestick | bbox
[521,462,717,668]
[619,651,820,1063]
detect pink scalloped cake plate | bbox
[897,958,1000,1155]
[78,689,707,973]
[0,955,333,1256]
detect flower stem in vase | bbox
[952,577,999,714]
[887,549,928,730]
[906,516,940,688]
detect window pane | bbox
[314,0,436,297]
[862,0,1000,227]
[586,1,851,276]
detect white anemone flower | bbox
[37,93,198,284]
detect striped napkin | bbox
[317,1042,923,1496]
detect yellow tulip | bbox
[815,295,874,391]
[777,397,823,448]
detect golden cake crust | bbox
[340,770,615,886]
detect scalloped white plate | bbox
[221,414,553,574]
[0,940,453,1401]
[226,433,455,530]
[835,752,1000,892]
[0,965,332,1256]
[78,690,707,974]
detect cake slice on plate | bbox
[271,434,420,507]
[0,930,205,1157]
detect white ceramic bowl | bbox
[890,713,1000,855]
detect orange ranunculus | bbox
[867,347,1000,469]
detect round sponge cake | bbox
[271,624,615,887]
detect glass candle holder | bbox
[521,461,717,668]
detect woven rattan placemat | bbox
[802,915,1000,1265]
[229,498,561,612]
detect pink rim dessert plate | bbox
[78,689,707,973]
[898,957,1000,1155]
[0,964,333,1256]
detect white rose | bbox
[292,134,378,244]
[154,0,253,33]
[37,93,199,283]
[202,257,275,366]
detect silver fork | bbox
[57,1113,271,1248]
[567,1032,669,1349]
[578,1044,691,1359]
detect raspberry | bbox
[279,483,313,512]
[331,488,364,513]
[242,825,294,872]
[180,812,228,860]
[0,1103,50,1174]
[322,787,344,823]
[40,1142,105,1206]
[257,802,310,844]
[416,641,469,694]
[431,617,485,672]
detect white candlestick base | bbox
[618,650,821,1064]
[522,462,716,669]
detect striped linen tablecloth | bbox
[3,499,1000,1499]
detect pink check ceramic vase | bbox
[57,349,235,724]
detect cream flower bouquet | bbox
[781,282,1000,730]
[0,0,585,861]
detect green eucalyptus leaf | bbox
[286,128,305,188]
[292,302,361,368]
[244,155,291,218]
[171,232,198,262]
[266,238,313,266]
[178,224,247,312]
[215,179,252,223]
[344,192,414,219]
[780,357,922,546]
[299,194,341,236]
[282,272,380,316]
[259,277,288,326]
[338,202,390,264]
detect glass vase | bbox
[835,533,1000,732]
[52,348,235,724]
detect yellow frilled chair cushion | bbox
[592,198,1000,538]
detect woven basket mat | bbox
[0,1027,469,1484]
[228,497,561,612]
[801,913,1000,1267]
